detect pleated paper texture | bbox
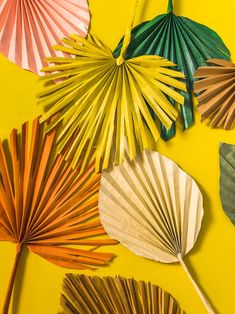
[220,143,235,224]
[0,118,117,314]
[38,34,186,172]
[60,274,184,314]
[99,150,215,313]
[114,0,230,140]
[0,0,90,74]
[194,59,235,129]
[99,150,203,263]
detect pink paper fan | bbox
[0,0,90,75]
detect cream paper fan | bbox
[99,150,214,313]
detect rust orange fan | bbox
[0,117,117,314]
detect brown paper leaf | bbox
[60,274,184,314]
[194,59,235,129]
[0,117,117,314]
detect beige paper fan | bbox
[99,150,214,313]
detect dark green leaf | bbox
[114,10,230,140]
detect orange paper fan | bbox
[194,59,235,129]
[0,0,90,74]
[0,118,117,314]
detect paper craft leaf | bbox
[60,274,184,314]
[99,150,203,263]
[38,34,186,172]
[0,0,90,74]
[113,1,230,140]
[219,143,235,224]
[194,59,235,129]
[0,118,117,314]
[99,150,215,313]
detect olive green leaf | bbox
[220,143,235,224]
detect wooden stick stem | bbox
[177,254,215,314]
[2,243,23,314]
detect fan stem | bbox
[3,242,23,314]
[116,0,139,65]
[167,0,173,12]
[177,254,215,314]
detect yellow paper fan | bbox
[38,0,186,173]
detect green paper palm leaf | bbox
[114,0,230,140]
[220,143,235,224]
[38,34,186,172]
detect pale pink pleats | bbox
[0,0,90,74]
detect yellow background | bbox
[0,0,235,313]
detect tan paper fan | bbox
[60,274,184,314]
[0,118,117,314]
[194,59,235,129]
[99,150,214,313]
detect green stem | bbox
[167,0,173,12]
[2,243,23,314]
